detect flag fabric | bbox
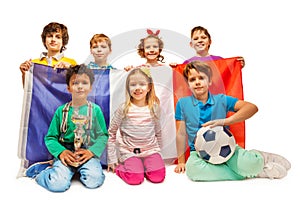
[18,57,244,174]
[17,64,177,175]
[172,57,245,161]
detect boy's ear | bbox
[208,39,212,48]
[189,41,193,47]
[67,85,71,92]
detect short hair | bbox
[183,61,213,82]
[191,26,211,40]
[190,26,211,49]
[89,33,112,50]
[66,64,95,86]
[41,22,69,52]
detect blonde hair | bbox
[123,67,160,118]
[89,33,112,50]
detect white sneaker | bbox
[256,150,291,170]
[257,162,287,179]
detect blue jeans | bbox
[35,158,105,192]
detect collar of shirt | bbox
[39,52,64,60]
[192,92,214,107]
[88,62,114,69]
[39,52,64,66]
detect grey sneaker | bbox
[256,150,291,170]
[257,162,287,179]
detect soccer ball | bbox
[194,126,236,164]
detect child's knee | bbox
[81,171,106,189]
[116,169,144,185]
[41,176,71,192]
[145,167,166,183]
[236,150,264,176]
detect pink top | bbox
[183,55,223,64]
[107,103,162,164]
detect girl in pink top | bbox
[107,67,166,185]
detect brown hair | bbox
[137,35,165,63]
[183,61,213,82]
[190,26,212,49]
[66,64,95,86]
[41,22,69,52]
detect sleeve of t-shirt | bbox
[175,99,184,121]
[225,95,239,112]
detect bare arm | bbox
[20,59,32,87]
[174,120,187,173]
[227,100,258,124]
[203,100,258,127]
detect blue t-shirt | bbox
[175,93,238,151]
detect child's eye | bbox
[189,78,196,82]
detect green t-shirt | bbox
[45,102,108,159]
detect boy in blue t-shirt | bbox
[87,33,115,69]
[174,60,290,181]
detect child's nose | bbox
[149,47,155,51]
[78,83,83,88]
[135,85,142,90]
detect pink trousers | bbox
[115,153,166,185]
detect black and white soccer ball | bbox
[194,126,236,164]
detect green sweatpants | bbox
[186,146,264,181]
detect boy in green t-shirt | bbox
[25,64,108,192]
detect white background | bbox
[1,0,299,199]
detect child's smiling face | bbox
[187,68,211,100]
[45,31,63,53]
[128,72,150,106]
[143,37,160,62]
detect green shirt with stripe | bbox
[45,102,108,159]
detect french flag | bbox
[18,57,243,172]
